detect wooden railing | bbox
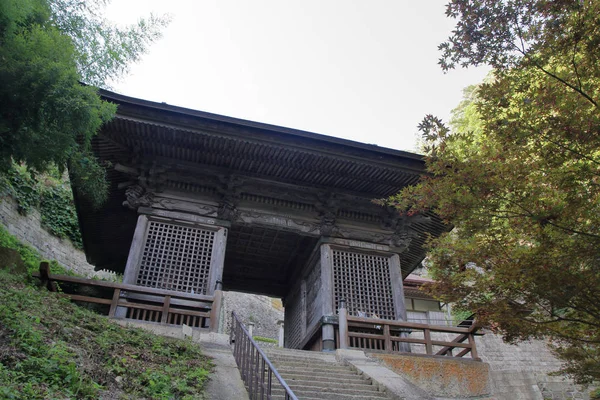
[33,262,222,331]
[338,300,480,360]
[230,311,298,400]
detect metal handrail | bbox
[230,311,298,400]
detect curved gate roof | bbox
[75,89,446,287]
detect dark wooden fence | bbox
[230,311,297,400]
[338,300,480,359]
[33,262,222,331]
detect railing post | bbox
[424,328,433,355]
[39,261,57,292]
[468,333,478,359]
[383,324,392,352]
[209,280,223,332]
[160,295,171,324]
[338,299,348,349]
[108,288,121,318]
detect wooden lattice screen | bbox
[136,220,215,294]
[332,249,396,320]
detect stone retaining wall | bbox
[0,196,99,277]
[372,353,491,398]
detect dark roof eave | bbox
[98,88,425,165]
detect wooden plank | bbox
[431,340,471,349]
[168,309,211,318]
[60,294,113,305]
[455,348,471,358]
[348,332,385,340]
[390,337,427,345]
[435,334,469,356]
[31,272,215,302]
[117,301,164,312]
[347,316,470,334]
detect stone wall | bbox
[475,331,594,400]
[221,290,284,340]
[371,353,491,398]
[0,196,101,277]
[402,328,595,399]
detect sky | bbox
[105,0,489,153]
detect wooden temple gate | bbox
[69,89,455,355]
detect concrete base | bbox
[336,349,433,400]
[113,319,231,345]
[371,353,491,399]
[202,342,250,400]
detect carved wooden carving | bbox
[123,185,154,210]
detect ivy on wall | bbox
[0,164,83,249]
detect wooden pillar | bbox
[115,215,149,318]
[389,253,411,352]
[338,299,348,350]
[207,228,228,296]
[122,214,149,285]
[389,253,407,321]
[209,281,223,332]
[320,243,335,351]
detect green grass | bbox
[0,223,71,275]
[253,336,278,344]
[0,230,212,399]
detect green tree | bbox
[0,0,167,207]
[390,0,600,382]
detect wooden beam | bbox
[31,272,214,302]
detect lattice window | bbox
[136,220,215,294]
[332,250,396,320]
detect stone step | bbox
[275,366,363,380]
[267,354,339,364]
[283,378,379,392]
[264,349,338,361]
[270,360,354,372]
[261,348,390,399]
[274,382,385,397]
[271,387,389,400]
[279,373,371,386]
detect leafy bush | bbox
[1,163,83,248]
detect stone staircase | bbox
[263,347,391,400]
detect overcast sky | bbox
[105,0,489,153]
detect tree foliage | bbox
[0,0,167,207]
[390,0,600,383]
